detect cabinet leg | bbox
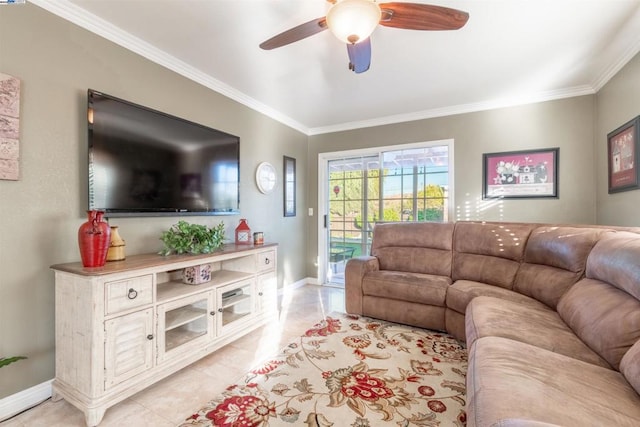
[84,407,106,427]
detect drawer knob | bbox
[146,334,153,340]
[259,292,263,296]
[264,258,270,265]
[218,308,223,313]
[127,288,138,300]
[210,311,216,316]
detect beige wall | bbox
[307,96,598,276]
[0,4,307,398]
[596,53,640,225]
[1,1,639,403]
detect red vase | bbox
[78,210,111,267]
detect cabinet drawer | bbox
[105,275,153,315]
[257,250,276,272]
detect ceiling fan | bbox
[259,0,469,73]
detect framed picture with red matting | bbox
[608,116,640,194]
[483,148,559,199]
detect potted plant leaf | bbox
[159,221,226,285]
[159,221,225,256]
[0,356,27,368]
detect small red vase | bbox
[78,210,111,267]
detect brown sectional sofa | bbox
[345,221,640,426]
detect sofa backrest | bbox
[371,222,454,276]
[557,231,640,370]
[452,221,535,289]
[513,226,605,309]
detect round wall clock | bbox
[256,162,277,194]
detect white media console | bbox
[50,243,278,426]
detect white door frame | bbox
[317,139,455,285]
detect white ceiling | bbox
[32,0,640,135]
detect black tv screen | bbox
[88,89,240,217]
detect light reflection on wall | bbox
[455,193,505,222]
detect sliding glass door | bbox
[320,141,453,286]
[327,155,378,284]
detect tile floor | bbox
[1,284,345,427]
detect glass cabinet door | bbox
[217,279,255,335]
[157,292,215,363]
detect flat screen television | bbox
[88,89,240,217]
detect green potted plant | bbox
[0,356,27,368]
[159,221,225,256]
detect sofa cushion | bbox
[453,221,534,261]
[558,278,640,370]
[373,247,452,276]
[467,337,640,427]
[371,221,454,251]
[466,296,610,368]
[586,231,640,301]
[523,226,603,271]
[453,253,522,289]
[452,222,534,288]
[371,222,454,276]
[446,280,538,315]
[362,296,446,331]
[620,339,640,395]
[556,232,640,370]
[362,270,450,306]
[513,226,604,308]
[444,309,466,343]
[513,263,581,308]
[555,231,640,371]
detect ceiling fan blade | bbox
[260,17,328,50]
[347,38,372,73]
[379,2,469,30]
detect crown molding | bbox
[590,4,640,92]
[28,0,311,135]
[308,84,596,135]
[29,0,640,137]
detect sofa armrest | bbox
[344,255,379,315]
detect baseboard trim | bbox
[304,276,320,286]
[278,277,317,294]
[0,379,52,422]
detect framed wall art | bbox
[607,116,639,194]
[283,156,296,217]
[483,148,559,199]
[0,72,21,181]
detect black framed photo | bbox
[283,156,296,216]
[607,116,640,194]
[483,148,559,199]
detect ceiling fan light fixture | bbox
[326,0,381,44]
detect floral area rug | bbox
[179,313,468,427]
